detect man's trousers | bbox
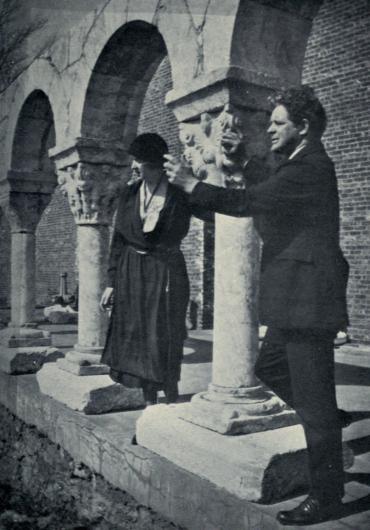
[255,327,344,502]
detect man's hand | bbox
[100,287,114,311]
[164,154,198,194]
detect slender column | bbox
[0,184,62,373]
[3,192,53,329]
[10,230,36,327]
[56,161,123,374]
[212,215,260,389]
[75,224,110,353]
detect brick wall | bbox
[303,0,370,343]
[36,189,77,307]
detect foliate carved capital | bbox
[57,162,126,225]
[179,104,246,188]
[2,192,52,233]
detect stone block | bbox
[136,404,312,503]
[44,304,78,324]
[0,326,52,348]
[37,363,145,414]
[57,357,110,376]
[0,347,64,375]
[47,311,78,324]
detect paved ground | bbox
[41,323,370,529]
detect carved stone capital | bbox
[179,104,247,188]
[1,192,52,233]
[57,162,126,225]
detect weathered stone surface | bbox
[0,404,181,530]
[136,404,309,503]
[177,391,297,435]
[36,363,144,414]
[0,346,63,375]
[44,304,78,324]
[57,356,110,376]
[47,310,78,324]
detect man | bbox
[164,86,350,526]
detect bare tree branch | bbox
[0,0,49,93]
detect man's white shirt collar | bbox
[289,143,307,160]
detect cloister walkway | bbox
[0,322,368,529]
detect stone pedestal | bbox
[0,326,61,374]
[137,404,306,503]
[37,363,143,414]
[0,344,63,375]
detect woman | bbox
[100,133,206,405]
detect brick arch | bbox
[81,20,168,150]
[11,89,56,175]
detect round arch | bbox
[81,20,168,151]
[11,89,56,175]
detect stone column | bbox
[55,162,119,375]
[173,103,294,434]
[0,174,63,374]
[37,142,144,413]
[11,229,36,328]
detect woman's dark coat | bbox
[188,141,349,332]
[102,181,202,388]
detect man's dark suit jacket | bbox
[189,141,349,331]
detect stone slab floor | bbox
[0,322,368,529]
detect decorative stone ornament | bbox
[57,162,124,225]
[179,104,245,188]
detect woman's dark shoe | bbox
[277,495,342,526]
[165,382,179,404]
[145,399,158,407]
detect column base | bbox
[0,345,64,375]
[58,348,110,376]
[178,384,298,434]
[1,325,52,348]
[0,326,61,374]
[37,363,145,414]
[136,404,308,503]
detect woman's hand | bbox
[100,287,114,311]
[163,154,198,194]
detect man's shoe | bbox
[277,495,342,526]
[339,408,353,428]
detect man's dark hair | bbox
[270,85,327,137]
[128,133,168,165]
